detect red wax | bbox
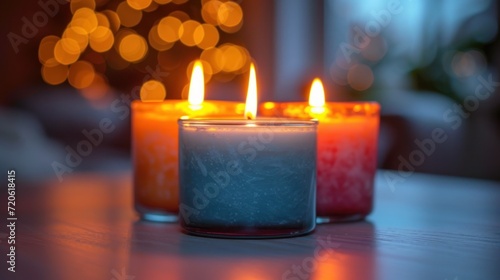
[260,102,380,220]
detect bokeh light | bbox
[217,1,243,33]
[179,20,201,47]
[127,0,152,11]
[140,80,166,101]
[116,1,143,27]
[63,26,89,52]
[68,61,96,89]
[200,47,223,73]
[40,0,249,88]
[451,50,486,78]
[194,23,219,49]
[80,74,110,101]
[54,38,81,65]
[70,0,96,14]
[219,43,250,73]
[118,33,148,62]
[347,64,374,91]
[149,24,174,51]
[360,37,387,62]
[89,26,114,52]
[42,63,69,85]
[95,12,111,28]
[39,36,60,66]
[143,2,158,12]
[71,8,98,34]
[101,10,121,32]
[201,0,221,26]
[114,28,135,51]
[157,16,181,43]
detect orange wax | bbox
[132,100,243,217]
[260,102,380,220]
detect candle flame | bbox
[244,63,257,119]
[308,78,325,114]
[188,60,204,109]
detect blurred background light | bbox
[1,0,497,181]
[116,1,143,27]
[89,26,114,53]
[68,61,96,89]
[126,0,152,11]
[140,80,166,101]
[157,16,181,43]
[70,0,97,14]
[118,33,148,62]
[178,20,201,47]
[71,8,98,34]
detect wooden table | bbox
[1,171,499,280]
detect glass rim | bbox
[178,118,318,127]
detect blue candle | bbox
[178,119,317,238]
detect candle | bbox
[178,64,317,237]
[132,61,243,222]
[261,79,380,222]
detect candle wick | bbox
[245,112,254,120]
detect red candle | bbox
[260,79,380,222]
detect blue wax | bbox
[178,120,317,237]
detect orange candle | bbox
[132,61,243,222]
[261,79,380,222]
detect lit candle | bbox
[261,79,380,222]
[132,61,242,222]
[178,64,317,237]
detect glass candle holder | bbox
[132,101,242,222]
[261,102,380,223]
[178,119,317,238]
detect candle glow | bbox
[188,60,205,110]
[244,63,257,119]
[308,78,326,114]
